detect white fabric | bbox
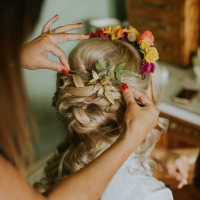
[101,152,173,200]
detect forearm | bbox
[47,136,139,200]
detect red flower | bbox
[104,33,109,38]
[90,32,96,38]
[137,31,154,46]
[99,29,104,37]
[90,29,100,38]
[114,29,120,37]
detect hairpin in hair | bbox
[90,25,159,79]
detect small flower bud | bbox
[127,32,137,42]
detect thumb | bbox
[44,60,68,74]
[122,84,136,106]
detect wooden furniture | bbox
[125,0,200,66]
[157,114,200,148]
[154,113,200,199]
[154,148,199,190]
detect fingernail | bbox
[77,23,82,25]
[61,69,67,74]
[85,34,90,36]
[54,14,58,17]
[183,180,187,185]
[122,83,128,90]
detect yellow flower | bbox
[117,28,128,38]
[128,26,140,37]
[103,25,122,41]
[103,25,112,34]
[112,25,121,31]
[139,39,150,51]
[111,34,115,41]
[127,32,137,42]
[144,47,159,63]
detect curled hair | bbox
[34,38,168,192]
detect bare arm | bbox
[0,138,138,200]
[0,85,159,200]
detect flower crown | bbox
[67,25,159,105]
[90,25,159,76]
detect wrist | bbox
[117,130,143,153]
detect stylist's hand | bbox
[121,84,159,145]
[164,151,189,189]
[20,15,90,73]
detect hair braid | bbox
[34,38,168,193]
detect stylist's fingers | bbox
[128,86,154,106]
[121,84,136,106]
[49,23,83,34]
[46,43,70,71]
[45,60,68,73]
[175,156,189,180]
[42,14,59,33]
[48,33,90,44]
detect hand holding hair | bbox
[121,84,159,145]
[20,15,90,73]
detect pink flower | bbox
[140,62,155,75]
[121,32,128,42]
[150,63,155,72]
[137,31,154,46]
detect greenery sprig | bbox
[95,59,141,82]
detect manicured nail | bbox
[85,34,90,36]
[122,83,128,90]
[61,69,67,74]
[54,14,58,17]
[77,23,82,25]
[183,179,187,185]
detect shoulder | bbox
[101,164,173,200]
[143,187,173,200]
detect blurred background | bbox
[25,0,200,199]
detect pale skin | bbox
[0,15,189,199]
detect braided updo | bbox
[34,37,168,193]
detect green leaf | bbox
[95,60,103,70]
[98,72,104,80]
[107,58,113,70]
[119,70,141,78]
[107,71,114,79]
[114,63,126,72]
[116,72,121,82]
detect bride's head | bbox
[44,37,168,187]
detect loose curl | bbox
[34,38,168,193]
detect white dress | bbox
[101,152,174,200]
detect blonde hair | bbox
[35,38,168,192]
